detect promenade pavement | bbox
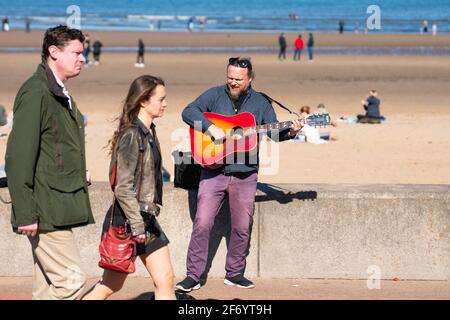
[0,277,449,300]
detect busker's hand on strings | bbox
[289,119,303,137]
[18,222,38,237]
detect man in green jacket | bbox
[5,25,94,300]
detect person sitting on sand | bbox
[357,90,384,124]
[295,106,327,144]
[316,103,338,127]
[0,104,9,127]
[0,104,11,138]
[315,103,338,141]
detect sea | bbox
[1,0,450,34]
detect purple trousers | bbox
[186,169,258,281]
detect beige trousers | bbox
[28,229,86,300]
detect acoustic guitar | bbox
[189,111,331,166]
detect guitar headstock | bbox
[304,113,331,127]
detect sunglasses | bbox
[228,57,252,69]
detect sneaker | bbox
[224,275,255,289]
[175,276,201,292]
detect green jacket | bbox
[5,63,94,232]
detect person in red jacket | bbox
[293,34,304,61]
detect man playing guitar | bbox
[176,57,302,292]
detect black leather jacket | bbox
[110,118,162,236]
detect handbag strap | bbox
[108,128,147,228]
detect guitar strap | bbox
[259,92,301,118]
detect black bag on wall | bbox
[172,151,201,190]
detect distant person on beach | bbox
[289,13,299,20]
[316,103,337,127]
[295,106,328,144]
[339,19,344,34]
[135,38,145,68]
[83,33,91,66]
[278,32,287,60]
[422,20,428,33]
[199,16,206,32]
[354,22,359,34]
[2,17,10,32]
[0,104,9,127]
[5,25,93,300]
[25,18,31,33]
[293,34,304,61]
[357,90,383,124]
[92,40,103,65]
[307,33,314,62]
[0,104,12,139]
[432,23,438,35]
[187,17,194,32]
[315,103,338,141]
[82,75,176,300]
[176,56,302,293]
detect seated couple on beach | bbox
[294,105,336,144]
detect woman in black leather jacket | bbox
[83,75,176,300]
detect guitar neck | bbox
[244,121,293,135]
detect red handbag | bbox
[98,135,146,273]
[98,200,137,273]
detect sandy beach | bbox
[0,31,449,184]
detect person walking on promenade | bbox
[5,25,94,300]
[293,34,304,61]
[278,32,287,60]
[176,57,303,292]
[82,75,176,300]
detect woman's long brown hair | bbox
[108,75,165,154]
